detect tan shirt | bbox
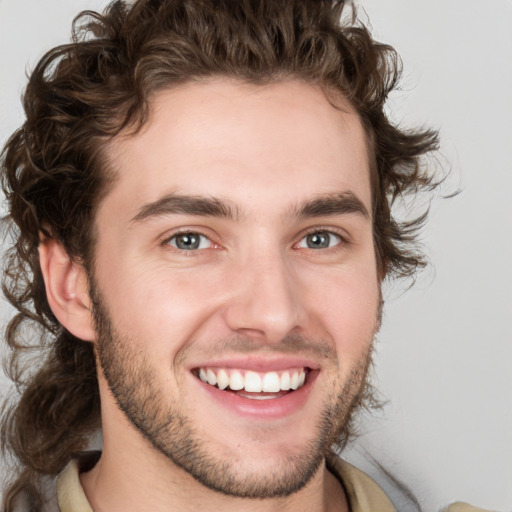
[55,454,494,512]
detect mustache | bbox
[189,333,338,363]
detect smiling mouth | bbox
[193,367,310,400]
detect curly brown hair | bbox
[1,0,439,509]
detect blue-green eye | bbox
[167,232,212,250]
[298,231,342,249]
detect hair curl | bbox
[1,0,439,509]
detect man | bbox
[0,1,492,511]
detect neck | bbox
[80,430,348,512]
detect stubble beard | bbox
[92,289,377,499]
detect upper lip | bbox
[189,356,321,373]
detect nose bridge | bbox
[224,242,303,342]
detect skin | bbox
[43,79,381,511]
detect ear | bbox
[38,238,96,342]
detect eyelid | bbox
[168,233,212,250]
[296,225,350,242]
[158,225,351,252]
[160,227,219,250]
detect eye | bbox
[166,232,213,251]
[297,231,342,250]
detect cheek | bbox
[97,261,226,351]
[305,268,379,360]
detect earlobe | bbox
[38,238,96,342]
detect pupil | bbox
[308,232,329,249]
[176,233,199,250]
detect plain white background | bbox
[0,1,511,511]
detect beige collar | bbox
[57,459,94,512]
[326,455,396,512]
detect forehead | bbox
[101,79,371,221]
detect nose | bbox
[222,248,306,344]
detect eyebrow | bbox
[292,192,369,220]
[130,194,239,223]
[130,190,369,225]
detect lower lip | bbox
[194,371,318,420]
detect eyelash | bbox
[161,230,216,254]
[161,227,349,254]
[295,227,349,252]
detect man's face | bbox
[90,79,380,497]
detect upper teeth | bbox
[197,367,307,393]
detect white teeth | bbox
[197,367,308,393]
[206,369,217,386]
[290,371,300,390]
[244,371,262,392]
[262,372,281,392]
[241,393,276,400]
[229,371,244,391]
[280,372,291,390]
[217,369,229,390]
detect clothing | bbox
[52,452,494,512]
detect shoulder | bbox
[441,503,500,512]
[8,478,60,512]
[327,453,498,512]
[327,454,396,512]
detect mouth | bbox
[193,366,311,400]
